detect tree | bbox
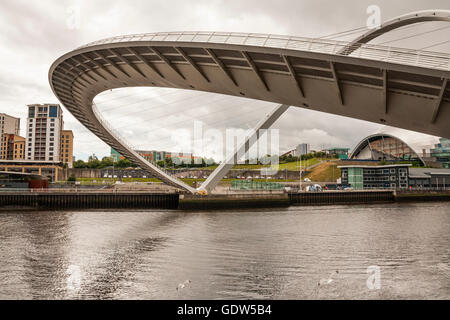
[67,174,77,182]
[87,158,101,169]
[116,159,132,168]
[164,157,173,167]
[74,160,87,168]
[156,160,165,167]
[100,156,114,168]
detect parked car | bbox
[306,184,322,192]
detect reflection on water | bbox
[0,202,449,299]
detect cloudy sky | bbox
[0,0,448,161]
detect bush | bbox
[67,174,77,182]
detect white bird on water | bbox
[318,270,339,286]
[176,280,192,291]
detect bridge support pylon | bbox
[197,104,290,194]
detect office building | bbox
[26,104,63,162]
[408,168,450,189]
[1,134,25,160]
[327,147,350,159]
[339,164,410,190]
[281,143,310,158]
[111,148,199,165]
[60,130,74,168]
[295,143,310,157]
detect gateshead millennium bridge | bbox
[49,10,450,193]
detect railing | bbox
[78,31,450,71]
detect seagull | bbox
[176,280,192,291]
[318,270,339,286]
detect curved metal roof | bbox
[349,131,437,165]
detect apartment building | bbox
[0,113,20,157]
[26,104,63,162]
[1,134,25,160]
[60,130,74,168]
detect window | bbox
[49,106,58,117]
[390,176,396,181]
[390,169,396,174]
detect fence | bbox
[79,31,450,71]
[231,180,284,191]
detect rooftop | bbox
[0,113,20,120]
[409,168,450,177]
[0,171,46,178]
[0,160,63,165]
[338,164,412,169]
[328,148,350,151]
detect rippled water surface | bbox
[0,202,449,299]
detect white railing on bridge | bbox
[78,31,450,71]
